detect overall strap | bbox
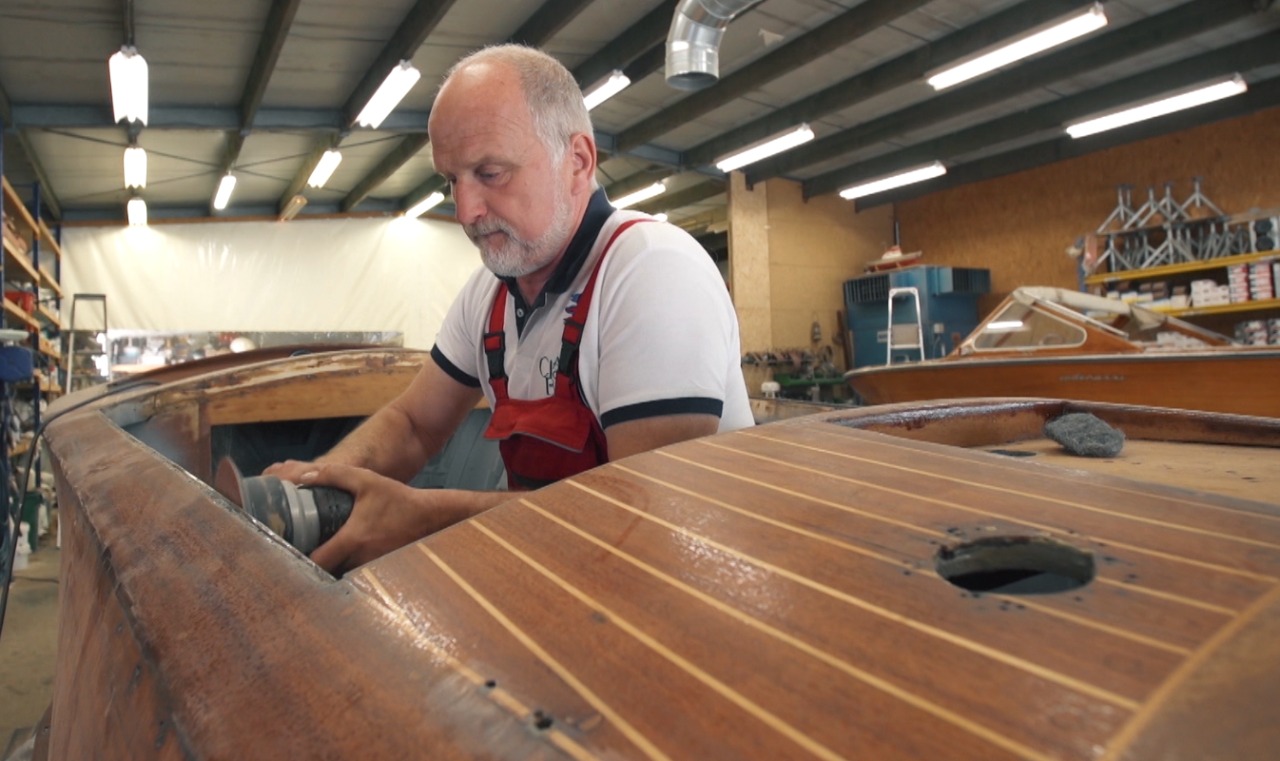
[557,218,651,374]
[483,282,510,399]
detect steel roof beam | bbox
[343,0,594,212]
[683,0,1093,169]
[634,179,724,216]
[572,0,678,90]
[215,0,303,214]
[854,74,1280,210]
[364,1,681,214]
[748,0,1264,185]
[281,0,457,212]
[614,0,932,153]
[340,0,459,128]
[508,0,597,47]
[808,34,1280,199]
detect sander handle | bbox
[303,485,356,546]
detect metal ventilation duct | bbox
[665,0,757,91]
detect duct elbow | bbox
[665,0,756,91]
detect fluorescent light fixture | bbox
[839,162,947,201]
[127,197,147,226]
[213,174,237,210]
[1066,75,1248,138]
[108,45,149,124]
[356,60,421,128]
[612,182,666,209]
[583,70,631,110]
[123,146,147,189]
[279,194,308,221]
[985,320,1025,332]
[403,191,445,219]
[714,124,815,172]
[307,150,343,188]
[927,3,1107,90]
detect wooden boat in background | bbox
[33,347,1280,759]
[845,287,1280,417]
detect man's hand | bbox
[286,463,450,575]
[262,458,321,483]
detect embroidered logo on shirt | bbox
[539,356,558,394]
[565,291,583,315]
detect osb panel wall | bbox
[728,172,775,396]
[728,171,773,352]
[896,106,1280,308]
[765,178,894,369]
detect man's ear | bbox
[567,132,597,194]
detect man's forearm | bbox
[426,488,515,531]
[320,404,436,481]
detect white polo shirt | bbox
[432,189,753,434]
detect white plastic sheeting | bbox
[61,216,481,349]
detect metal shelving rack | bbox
[1,121,65,538]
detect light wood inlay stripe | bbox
[469,522,848,761]
[803,425,1280,523]
[522,494,1119,761]
[654,451,1242,615]
[355,568,597,761]
[695,440,1280,583]
[734,431,1280,551]
[1100,582,1280,761]
[419,545,675,761]
[612,463,1195,656]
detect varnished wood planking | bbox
[505,488,1130,760]
[46,412,576,761]
[982,438,1279,506]
[41,338,1280,761]
[546,465,1173,704]
[1107,585,1280,760]
[423,520,861,760]
[713,426,1280,585]
[350,551,647,760]
[671,431,1272,612]
[199,371,419,425]
[788,424,1280,549]
[53,474,187,760]
[730,425,1280,560]
[605,452,1226,654]
[432,509,1036,760]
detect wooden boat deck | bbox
[349,410,1280,760]
[42,353,1280,759]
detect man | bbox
[266,44,752,574]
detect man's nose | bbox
[453,183,485,225]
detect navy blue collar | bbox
[500,187,614,318]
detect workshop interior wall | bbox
[895,105,1280,312]
[765,178,894,367]
[62,215,480,349]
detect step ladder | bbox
[885,287,924,365]
[64,293,108,391]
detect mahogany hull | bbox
[846,351,1280,418]
[39,349,1280,760]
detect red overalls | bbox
[482,219,648,490]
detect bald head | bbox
[427,45,600,290]
[435,44,594,169]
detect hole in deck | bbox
[936,535,1094,595]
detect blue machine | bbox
[844,265,990,367]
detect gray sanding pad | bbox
[1044,412,1125,458]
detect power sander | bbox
[214,457,354,555]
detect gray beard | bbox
[468,192,575,278]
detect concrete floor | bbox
[0,545,59,759]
